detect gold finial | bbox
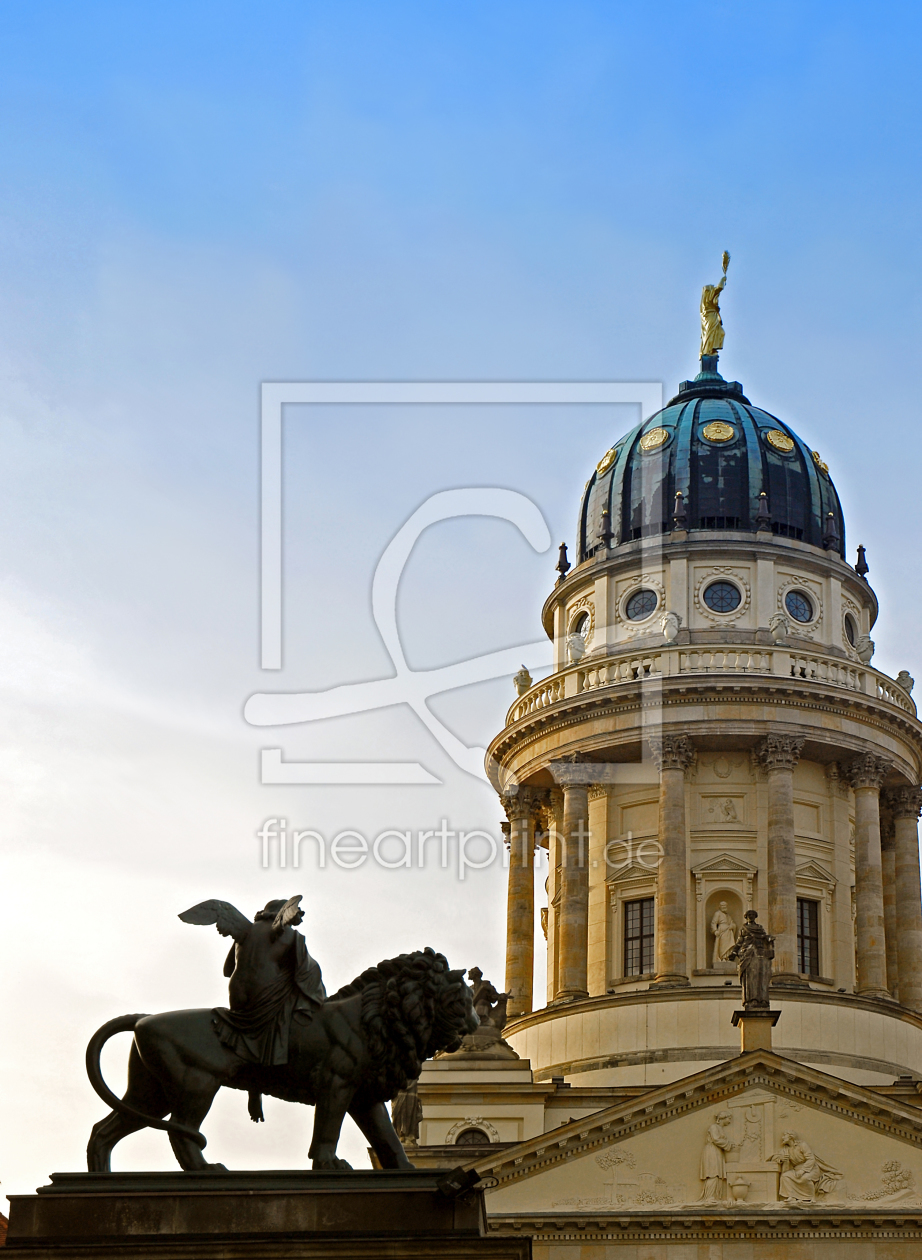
[700,252,730,360]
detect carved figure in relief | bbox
[710,901,738,967]
[727,910,774,1010]
[770,1131,843,1202]
[698,1111,735,1203]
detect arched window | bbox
[455,1127,490,1145]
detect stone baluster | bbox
[648,735,695,987]
[550,756,591,999]
[756,734,806,986]
[848,754,892,999]
[879,809,899,1002]
[881,786,922,1012]
[501,789,539,1018]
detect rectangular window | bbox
[797,898,820,976]
[623,897,655,976]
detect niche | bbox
[704,889,744,972]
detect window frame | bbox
[623,895,655,977]
[796,896,820,977]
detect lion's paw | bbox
[313,1157,353,1171]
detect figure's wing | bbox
[271,894,303,932]
[178,899,251,941]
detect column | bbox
[587,784,612,996]
[502,790,538,1018]
[880,811,899,1001]
[551,757,590,999]
[848,754,892,999]
[756,734,805,986]
[648,735,694,987]
[882,786,922,1012]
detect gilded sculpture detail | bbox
[700,251,730,359]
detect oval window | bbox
[455,1128,490,1145]
[571,612,590,638]
[785,590,813,623]
[844,614,857,647]
[703,581,742,614]
[626,589,658,621]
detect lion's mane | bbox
[329,947,470,1098]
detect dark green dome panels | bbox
[577,376,845,562]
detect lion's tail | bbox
[86,1015,207,1150]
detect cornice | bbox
[487,1212,922,1242]
[489,675,922,785]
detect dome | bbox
[576,362,845,562]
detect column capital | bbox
[500,788,543,822]
[847,753,892,791]
[756,734,804,772]
[647,734,695,773]
[549,752,593,787]
[881,785,922,819]
[587,783,611,802]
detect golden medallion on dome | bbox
[812,449,829,474]
[596,445,619,475]
[765,428,794,453]
[701,420,735,443]
[639,427,669,451]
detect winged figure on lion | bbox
[86,896,478,1172]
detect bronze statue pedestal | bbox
[6,1170,530,1260]
[731,1009,781,1052]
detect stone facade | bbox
[410,365,922,1255]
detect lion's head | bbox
[332,947,478,1099]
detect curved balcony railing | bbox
[506,644,917,726]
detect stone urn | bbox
[728,1177,750,1202]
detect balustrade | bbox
[505,644,917,725]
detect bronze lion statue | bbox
[87,948,477,1172]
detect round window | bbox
[785,590,813,623]
[571,612,590,638]
[625,589,658,621]
[844,614,857,647]
[703,581,742,614]
[455,1128,490,1146]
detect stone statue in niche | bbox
[710,901,738,967]
[727,910,774,1009]
[698,1111,736,1203]
[770,1131,843,1202]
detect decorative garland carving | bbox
[567,594,595,646]
[777,575,823,639]
[693,566,751,625]
[445,1116,499,1144]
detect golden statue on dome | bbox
[700,251,730,359]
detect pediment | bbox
[796,859,836,886]
[692,852,758,875]
[471,1051,922,1215]
[607,862,658,885]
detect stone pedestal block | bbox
[731,1009,780,1052]
[6,1170,531,1260]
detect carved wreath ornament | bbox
[694,567,750,624]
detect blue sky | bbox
[2,0,922,1198]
